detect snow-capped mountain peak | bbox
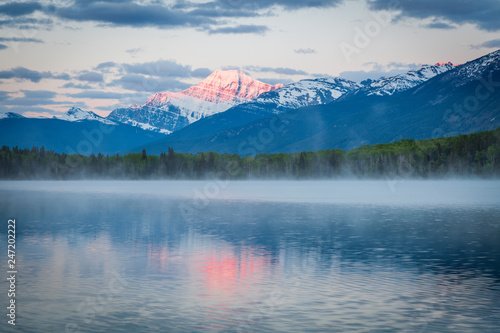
[59,107,115,125]
[109,70,283,134]
[0,112,25,119]
[349,62,458,98]
[146,70,282,107]
[253,76,361,110]
[182,70,283,103]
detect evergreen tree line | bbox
[1,128,500,179]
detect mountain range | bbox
[1,49,499,155]
[107,70,282,134]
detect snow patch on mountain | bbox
[443,49,500,85]
[254,77,361,111]
[357,63,457,97]
[59,107,116,125]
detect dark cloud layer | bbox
[0,2,43,17]
[56,2,214,28]
[471,38,500,49]
[0,67,70,83]
[0,0,344,34]
[368,0,500,31]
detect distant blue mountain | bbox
[0,116,164,155]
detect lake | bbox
[1,180,500,332]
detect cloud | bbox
[191,67,212,78]
[106,59,212,79]
[126,48,142,55]
[367,0,500,31]
[66,91,129,100]
[294,48,317,54]
[1,0,344,34]
[61,82,94,89]
[206,0,343,11]
[0,37,43,43]
[3,90,60,106]
[122,60,192,78]
[22,90,56,99]
[0,2,43,17]
[0,44,6,50]
[470,38,500,49]
[56,2,215,29]
[0,17,53,30]
[95,61,118,70]
[0,91,11,101]
[246,66,309,75]
[110,74,191,92]
[340,68,412,82]
[258,77,292,85]
[0,67,44,83]
[0,67,70,83]
[77,71,104,82]
[386,62,420,70]
[424,21,456,29]
[0,106,61,117]
[208,24,269,35]
[52,73,71,80]
[363,61,419,71]
[339,62,419,82]
[186,7,261,19]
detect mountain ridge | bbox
[132,49,500,155]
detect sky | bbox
[0,0,499,118]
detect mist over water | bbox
[1,180,500,332]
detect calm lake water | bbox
[1,180,500,332]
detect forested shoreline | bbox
[1,127,500,179]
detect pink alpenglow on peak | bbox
[146,70,283,106]
[435,62,453,67]
[429,62,461,67]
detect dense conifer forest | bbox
[1,127,499,179]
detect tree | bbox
[142,148,147,160]
[197,152,206,177]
